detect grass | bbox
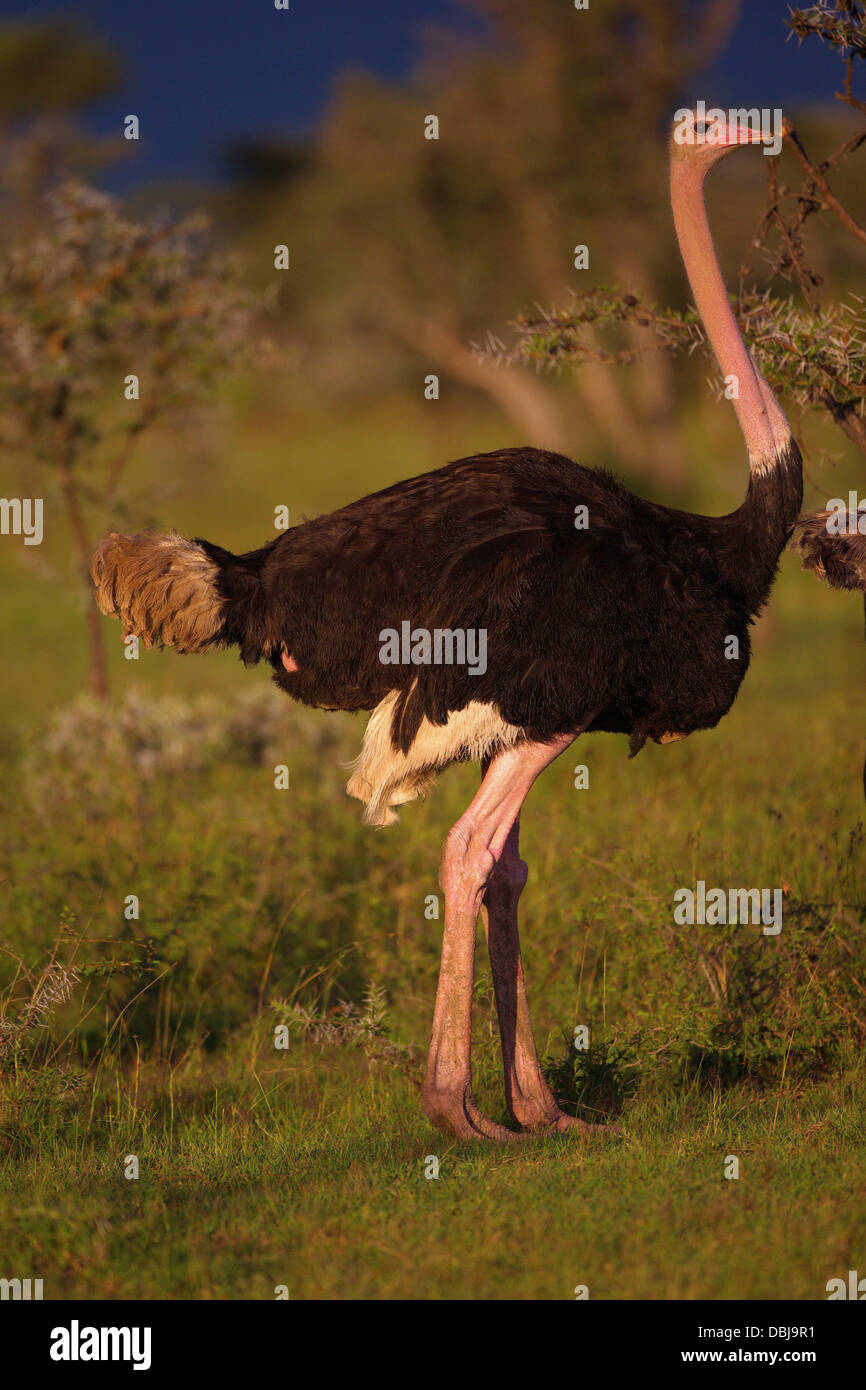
[0,385,864,1299]
[2,1052,864,1300]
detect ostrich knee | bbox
[439,818,501,919]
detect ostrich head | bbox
[671,108,779,170]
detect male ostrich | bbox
[93,112,803,1142]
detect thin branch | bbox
[783,119,866,245]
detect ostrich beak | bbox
[725,119,782,156]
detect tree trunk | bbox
[59,455,108,700]
[618,255,687,485]
[402,317,570,455]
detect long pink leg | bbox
[480,801,611,1134]
[422,735,574,1142]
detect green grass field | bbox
[1,388,864,1299]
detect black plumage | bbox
[193,439,802,756]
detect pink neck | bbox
[670,159,790,468]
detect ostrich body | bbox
[93,114,803,1142]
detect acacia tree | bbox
[493,2,866,473]
[0,181,257,697]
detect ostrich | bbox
[93,111,805,1143]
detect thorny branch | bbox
[491,3,866,461]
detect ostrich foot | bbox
[422,1084,523,1144]
[529,1109,623,1139]
[506,1085,623,1138]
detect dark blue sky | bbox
[4,0,849,191]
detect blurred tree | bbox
[0,18,125,221]
[0,17,118,116]
[227,0,742,480]
[0,182,259,697]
